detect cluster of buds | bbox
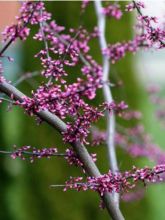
[1,145,96,169]
[10,145,58,162]
[65,148,97,169]
[2,1,51,43]
[102,3,122,20]
[63,165,165,195]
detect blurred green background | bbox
[1,1,165,220]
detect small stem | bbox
[0,38,14,57]
[0,97,14,103]
[50,183,99,188]
[14,71,40,86]
[0,150,66,157]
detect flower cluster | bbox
[2,24,30,42]
[103,1,165,64]
[63,165,165,195]
[18,78,101,117]
[17,96,39,116]
[1,1,129,146]
[18,1,51,24]
[2,1,51,43]
[132,1,165,48]
[63,106,104,144]
[125,1,145,12]
[16,76,127,144]
[34,21,99,82]
[0,145,97,169]
[103,35,145,63]
[10,145,58,162]
[137,16,165,48]
[63,101,128,144]
[65,148,96,168]
[102,3,122,20]
[104,101,128,115]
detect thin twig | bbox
[0,38,14,57]
[0,150,66,157]
[0,71,40,100]
[94,0,120,207]
[39,9,52,85]
[14,71,40,86]
[0,97,14,103]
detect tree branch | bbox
[0,80,124,220]
[94,0,119,206]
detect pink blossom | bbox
[65,148,96,168]
[102,4,122,20]
[125,1,145,12]
[10,145,58,162]
[103,35,146,63]
[63,165,165,195]
[2,1,51,43]
[104,101,128,115]
[18,1,51,24]
[2,25,30,41]
[63,106,104,144]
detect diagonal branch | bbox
[0,80,124,220]
[94,0,119,206]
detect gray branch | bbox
[0,80,124,220]
[94,0,119,206]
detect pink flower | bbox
[10,145,58,162]
[125,1,145,12]
[102,4,122,20]
[63,165,165,195]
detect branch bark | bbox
[94,0,119,206]
[0,80,124,220]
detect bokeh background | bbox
[0,1,165,220]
